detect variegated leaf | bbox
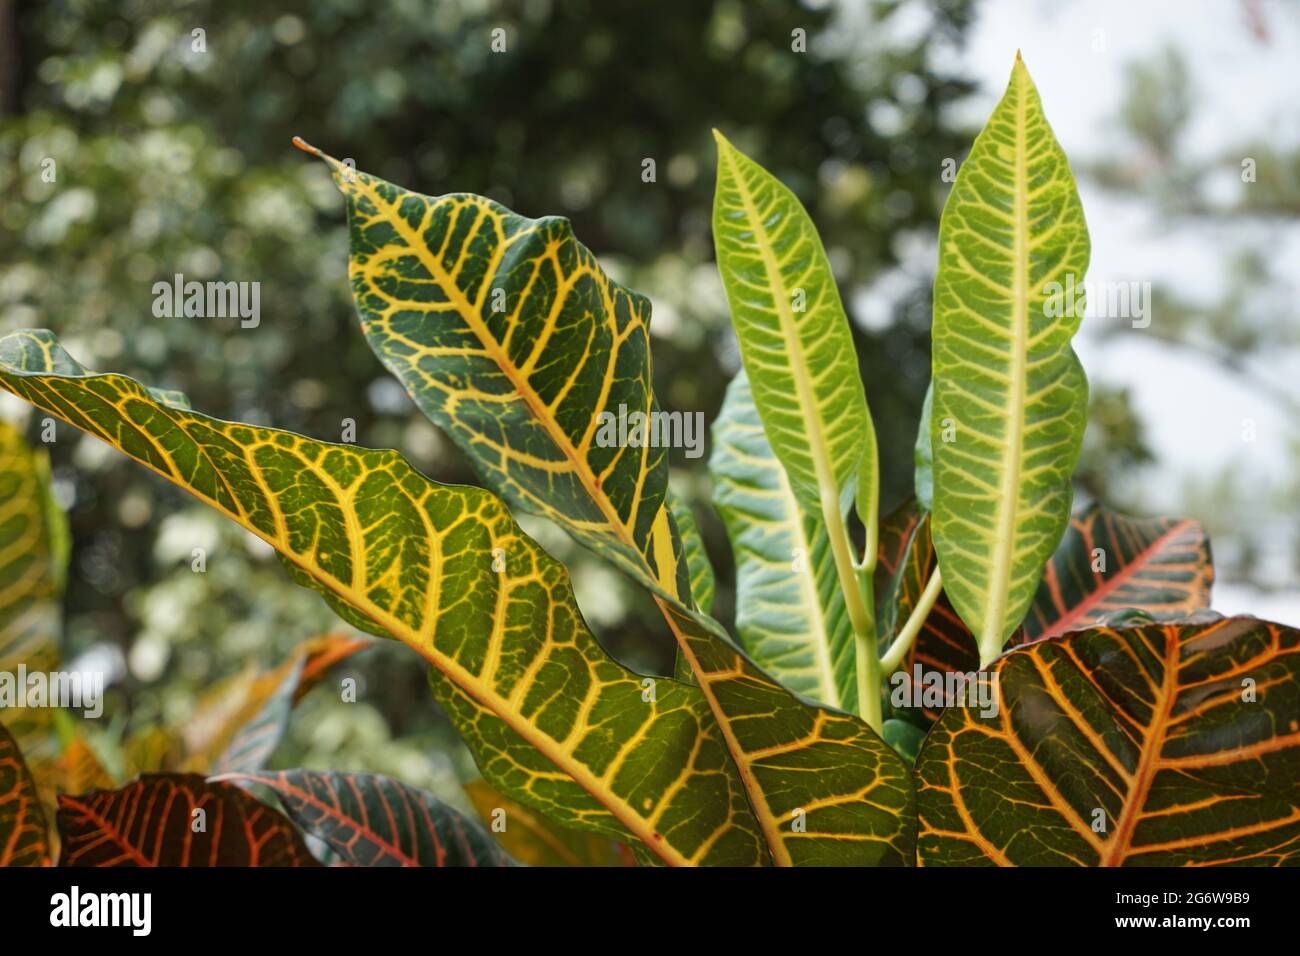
[711,131,878,527]
[0,720,49,866]
[297,144,915,865]
[57,774,318,866]
[711,371,853,710]
[917,617,1300,865]
[464,778,632,866]
[0,330,764,866]
[227,770,515,867]
[0,419,67,762]
[930,53,1090,665]
[1024,503,1213,642]
[668,492,715,616]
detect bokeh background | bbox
[2,0,1297,806]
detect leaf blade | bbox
[874,500,981,729]
[0,330,769,866]
[668,492,715,615]
[463,778,631,867]
[0,721,49,866]
[1024,503,1213,642]
[930,55,1090,665]
[916,617,1300,865]
[0,419,66,762]
[711,131,876,525]
[711,371,854,710]
[228,770,515,867]
[315,145,688,606]
[56,774,318,866]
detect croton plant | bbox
[1,54,1296,868]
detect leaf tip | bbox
[1008,49,1036,91]
[1011,49,1033,84]
[291,136,322,158]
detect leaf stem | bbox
[824,498,881,732]
[880,568,944,674]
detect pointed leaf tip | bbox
[1012,49,1032,82]
[291,136,321,157]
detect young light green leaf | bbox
[930,54,1090,666]
[710,372,854,711]
[711,131,878,530]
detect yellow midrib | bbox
[982,72,1030,660]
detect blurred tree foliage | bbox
[1,0,984,789]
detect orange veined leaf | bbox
[0,721,50,866]
[225,770,515,867]
[56,774,319,866]
[1023,503,1213,642]
[875,499,1215,731]
[916,617,1300,865]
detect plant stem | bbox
[824,497,881,732]
[854,578,882,732]
[880,567,943,674]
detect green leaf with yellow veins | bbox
[299,144,915,865]
[657,599,914,865]
[710,371,854,711]
[711,132,878,530]
[464,778,632,867]
[296,138,693,608]
[930,54,1090,666]
[0,329,765,867]
[0,419,67,770]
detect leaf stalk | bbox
[880,568,943,674]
